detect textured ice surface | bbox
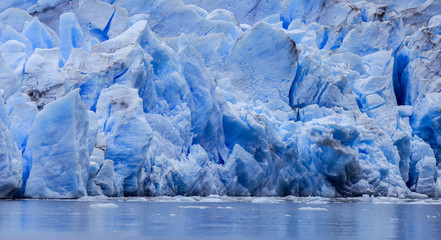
[226,22,297,106]
[0,0,440,198]
[95,84,152,196]
[0,90,22,197]
[24,90,89,198]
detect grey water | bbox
[0,197,440,240]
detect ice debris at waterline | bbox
[0,0,440,199]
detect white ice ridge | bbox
[0,0,440,199]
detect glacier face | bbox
[0,0,440,198]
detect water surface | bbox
[0,197,440,239]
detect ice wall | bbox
[23,90,89,198]
[0,0,439,198]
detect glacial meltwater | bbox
[0,197,440,240]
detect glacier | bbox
[0,0,440,198]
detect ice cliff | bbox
[0,0,440,198]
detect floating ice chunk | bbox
[217,206,233,209]
[179,206,210,209]
[198,195,224,203]
[226,22,297,106]
[24,90,90,198]
[298,207,328,211]
[304,198,330,205]
[124,197,148,202]
[90,203,118,208]
[251,197,280,204]
[78,195,110,201]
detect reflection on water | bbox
[0,198,440,240]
